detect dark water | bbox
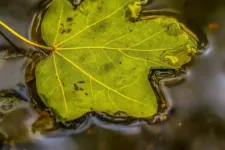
[1,0,225,149]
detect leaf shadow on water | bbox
[1,0,225,150]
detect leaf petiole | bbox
[0,21,53,51]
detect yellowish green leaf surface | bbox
[35,0,198,121]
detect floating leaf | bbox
[35,0,197,121]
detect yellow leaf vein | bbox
[101,49,121,74]
[103,24,148,47]
[53,3,64,46]
[128,29,166,48]
[39,55,53,75]
[107,89,118,109]
[117,49,171,67]
[53,54,68,116]
[57,46,180,52]
[56,2,128,47]
[55,51,149,107]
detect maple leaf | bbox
[35,0,198,121]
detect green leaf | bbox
[35,0,197,121]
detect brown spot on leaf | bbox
[165,23,181,36]
[103,63,113,71]
[74,83,79,91]
[61,29,66,34]
[67,17,73,22]
[74,83,84,91]
[97,6,102,11]
[78,81,85,84]
[67,28,72,33]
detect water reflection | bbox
[0,101,38,144]
[1,0,225,150]
[8,108,225,150]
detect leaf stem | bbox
[0,21,53,51]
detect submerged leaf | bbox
[35,0,197,121]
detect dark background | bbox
[1,0,225,149]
